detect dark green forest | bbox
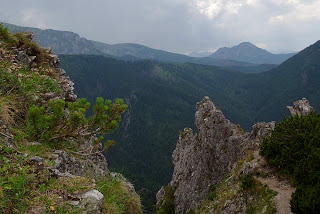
[59,40,320,211]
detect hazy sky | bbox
[1,0,319,54]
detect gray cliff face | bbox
[157,96,277,213]
[4,23,101,55]
[36,30,100,55]
[168,97,247,212]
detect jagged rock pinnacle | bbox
[287,98,314,116]
[157,96,278,213]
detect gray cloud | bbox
[1,0,319,54]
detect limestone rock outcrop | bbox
[157,96,277,213]
[286,97,314,116]
[158,97,247,212]
[52,145,108,179]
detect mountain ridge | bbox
[210,42,296,64]
[4,22,279,73]
[2,23,102,55]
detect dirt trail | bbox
[252,150,295,214]
[257,176,295,214]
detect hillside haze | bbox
[210,42,296,64]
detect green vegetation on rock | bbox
[207,184,217,200]
[0,24,140,213]
[0,144,95,213]
[0,23,17,47]
[260,112,320,214]
[97,173,142,214]
[240,174,255,190]
[198,158,276,214]
[156,185,175,214]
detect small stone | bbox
[69,200,80,206]
[33,95,39,102]
[28,141,42,146]
[29,156,44,163]
[78,190,104,214]
[21,32,34,41]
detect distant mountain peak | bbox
[219,42,265,52]
[210,42,296,64]
[238,41,256,47]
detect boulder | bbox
[77,190,104,214]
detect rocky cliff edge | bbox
[156,96,312,214]
[0,29,142,213]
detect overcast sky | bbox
[1,0,319,54]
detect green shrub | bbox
[26,97,127,149]
[0,23,18,47]
[260,112,320,214]
[208,192,217,201]
[291,184,320,214]
[241,174,255,190]
[237,124,245,135]
[260,112,320,174]
[208,184,217,200]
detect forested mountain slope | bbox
[59,55,254,209]
[59,40,320,210]
[250,40,320,122]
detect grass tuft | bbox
[97,174,142,214]
[0,96,16,125]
